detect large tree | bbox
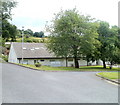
[1,0,17,20]
[2,17,17,41]
[97,21,110,68]
[46,9,99,68]
[106,26,120,68]
[80,22,101,65]
[24,29,33,36]
[97,22,120,68]
[33,31,44,38]
[1,0,18,41]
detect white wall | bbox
[78,60,87,66]
[8,44,18,63]
[22,58,89,67]
[19,59,66,66]
[16,58,103,67]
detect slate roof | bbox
[12,42,56,59]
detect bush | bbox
[24,38,33,42]
[2,55,8,62]
[35,62,41,67]
[32,39,40,43]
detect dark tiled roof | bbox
[12,42,56,58]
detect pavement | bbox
[2,63,119,103]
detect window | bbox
[23,60,28,64]
[35,48,40,49]
[40,60,44,62]
[34,60,38,63]
[50,60,55,62]
[23,47,27,50]
[68,59,73,62]
[30,48,34,50]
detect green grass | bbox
[79,65,119,71]
[16,37,48,42]
[97,72,119,79]
[17,64,120,71]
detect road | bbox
[2,63,118,103]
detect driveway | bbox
[2,63,118,103]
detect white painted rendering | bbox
[78,60,87,66]
[8,44,18,63]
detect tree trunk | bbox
[96,60,99,65]
[74,56,79,68]
[73,45,79,68]
[103,60,106,68]
[110,61,113,69]
[65,57,68,67]
[87,60,89,66]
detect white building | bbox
[8,42,102,67]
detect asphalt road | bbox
[2,63,118,103]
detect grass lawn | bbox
[16,37,48,42]
[97,72,119,79]
[18,64,120,71]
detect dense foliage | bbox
[46,9,120,68]
[47,9,100,68]
[1,0,18,42]
[33,31,44,38]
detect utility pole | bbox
[21,26,24,64]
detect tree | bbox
[97,21,110,68]
[39,31,44,38]
[1,0,18,41]
[97,22,120,68]
[9,24,17,41]
[106,26,120,68]
[46,9,99,68]
[2,19,17,41]
[24,29,33,36]
[33,32,39,37]
[2,20,10,40]
[47,35,70,67]
[1,0,17,20]
[33,31,44,37]
[80,22,101,66]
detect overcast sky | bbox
[11,0,119,34]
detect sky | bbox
[11,0,119,35]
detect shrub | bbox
[2,55,8,62]
[25,38,33,42]
[35,62,41,67]
[32,39,40,43]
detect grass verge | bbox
[97,72,119,79]
[17,63,120,71]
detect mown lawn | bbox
[97,72,119,79]
[16,37,48,42]
[18,64,120,71]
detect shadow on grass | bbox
[80,67,107,69]
[79,65,120,70]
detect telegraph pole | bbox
[21,26,24,64]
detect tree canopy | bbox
[33,31,44,38]
[1,0,17,20]
[46,9,100,68]
[46,9,120,68]
[97,22,120,68]
[1,0,18,42]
